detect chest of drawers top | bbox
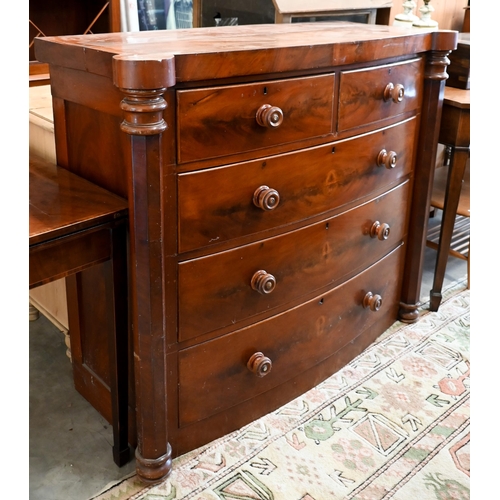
[35,22,452,85]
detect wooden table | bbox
[429,87,470,311]
[29,154,130,466]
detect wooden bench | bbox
[29,153,130,466]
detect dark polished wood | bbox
[398,36,457,322]
[178,118,417,254]
[337,58,423,132]
[29,155,128,250]
[29,154,130,467]
[177,74,334,163]
[179,245,404,427]
[429,87,470,311]
[178,181,410,343]
[35,23,457,484]
[446,33,470,90]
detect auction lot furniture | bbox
[35,23,457,483]
[29,153,130,466]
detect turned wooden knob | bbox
[251,270,276,294]
[377,149,398,169]
[383,83,405,103]
[370,221,391,240]
[256,104,284,128]
[363,292,383,311]
[247,352,272,377]
[253,185,280,211]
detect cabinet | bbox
[272,0,392,24]
[34,22,457,484]
[197,0,392,26]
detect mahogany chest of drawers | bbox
[35,22,457,483]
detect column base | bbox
[398,301,420,323]
[135,444,173,484]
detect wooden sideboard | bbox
[35,23,457,484]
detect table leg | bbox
[107,221,131,466]
[429,146,469,311]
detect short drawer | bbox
[178,244,405,426]
[178,117,417,253]
[178,180,410,342]
[338,58,424,132]
[176,74,334,164]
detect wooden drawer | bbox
[178,244,405,426]
[178,180,410,342]
[176,74,334,164]
[178,117,417,253]
[338,58,424,132]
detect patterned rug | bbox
[92,279,470,500]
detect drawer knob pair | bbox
[256,104,284,128]
[253,185,280,211]
[247,352,273,377]
[370,221,391,240]
[251,270,277,294]
[363,291,383,312]
[377,149,398,169]
[384,83,405,103]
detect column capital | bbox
[117,89,168,135]
[113,54,176,135]
[113,53,176,90]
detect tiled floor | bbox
[29,213,468,500]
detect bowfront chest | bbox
[35,22,457,483]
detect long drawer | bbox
[178,244,405,427]
[176,74,335,164]
[338,58,424,132]
[178,117,417,253]
[178,180,410,342]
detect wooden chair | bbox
[427,87,470,311]
[29,153,131,466]
[427,162,470,286]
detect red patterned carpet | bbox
[93,279,469,500]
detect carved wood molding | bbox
[398,32,457,323]
[425,50,453,81]
[113,54,176,135]
[118,90,168,136]
[113,54,176,92]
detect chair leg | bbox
[467,241,470,290]
[430,146,469,311]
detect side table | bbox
[29,154,131,466]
